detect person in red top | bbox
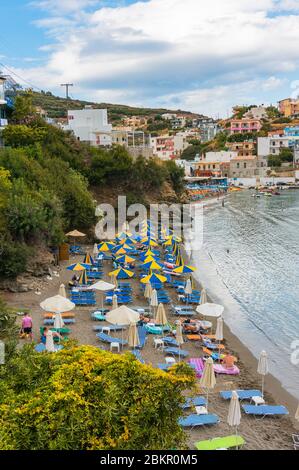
[21,312,33,341]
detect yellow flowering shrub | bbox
[0,345,195,450]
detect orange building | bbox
[278,98,299,118]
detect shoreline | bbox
[181,198,298,425]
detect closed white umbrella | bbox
[128,323,140,349]
[176,321,184,362]
[54,313,65,330]
[227,391,241,442]
[88,280,115,309]
[93,243,99,256]
[199,357,216,411]
[112,294,118,310]
[155,303,168,326]
[150,289,158,315]
[295,404,299,422]
[215,316,224,363]
[144,282,152,300]
[257,350,269,398]
[185,279,192,303]
[196,303,224,318]
[45,330,55,352]
[58,284,66,298]
[40,295,75,314]
[200,288,207,305]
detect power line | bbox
[0,61,43,92]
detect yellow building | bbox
[278,98,299,118]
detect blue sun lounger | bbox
[44,319,75,325]
[164,347,189,357]
[242,405,289,417]
[137,326,147,349]
[96,332,128,346]
[35,343,64,353]
[93,325,125,332]
[161,337,179,347]
[158,363,176,371]
[182,396,207,409]
[220,390,262,401]
[131,349,145,364]
[179,414,219,428]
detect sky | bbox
[1,0,299,117]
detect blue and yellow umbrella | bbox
[67,263,90,271]
[109,268,135,279]
[141,273,167,284]
[83,253,94,265]
[98,241,115,252]
[173,264,196,274]
[142,260,164,271]
[116,255,136,264]
[78,270,88,285]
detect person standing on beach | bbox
[21,312,33,341]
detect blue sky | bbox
[1,0,299,116]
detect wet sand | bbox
[3,245,298,450]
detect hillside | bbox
[26,90,201,122]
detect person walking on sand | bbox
[21,312,33,341]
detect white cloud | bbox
[19,0,299,114]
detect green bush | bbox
[0,241,31,278]
[0,345,195,450]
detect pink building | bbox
[230,118,262,134]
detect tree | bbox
[0,345,195,450]
[2,125,47,148]
[279,147,294,163]
[11,92,36,124]
[0,298,19,360]
[268,154,282,167]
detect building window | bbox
[237,163,240,168]
[244,163,247,169]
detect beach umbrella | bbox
[98,241,115,252]
[196,303,224,318]
[142,260,164,271]
[109,268,134,279]
[118,237,135,246]
[106,305,140,325]
[58,284,66,298]
[112,294,118,310]
[128,323,140,349]
[144,282,152,300]
[93,243,99,256]
[45,330,55,352]
[83,252,94,265]
[200,288,207,305]
[215,316,224,362]
[141,237,158,247]
[116,255,136,264]
[65,230,86,238]
[87,280,115,310]
[114,247,133,256]
[295,404,299,422]
[176,321,184,362]
[173,264,196,274]
[150,289,158,315]
[141,273,167,285]
[184,279,192,303]
[141,255,157,264]
[257,350,269,398]
[40,295,75,314]
[155,303,168,326]
[227,391,241,442]
[199,357,216,411]
[67,263,90,271]
[78,270,88,285]
[54,313,65,330]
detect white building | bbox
[66,106,112,147]
[204,151,237,163]
[150,134,190,160]
[244,106,268,120]
[257,135,299,156]
[161,113,177,120]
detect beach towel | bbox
[213,363,240,375]
[189,358,205,377]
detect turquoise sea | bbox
[186,189,299,400]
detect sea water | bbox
[186,189,299,400]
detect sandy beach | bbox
[3,243,298,451]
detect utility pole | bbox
[60,83,73,99]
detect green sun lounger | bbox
[195,435,245,450]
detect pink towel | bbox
[189,358,205,377]
[213,364,240,375]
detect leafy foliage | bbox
[0,345,195,450]
[0,299,19,359]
